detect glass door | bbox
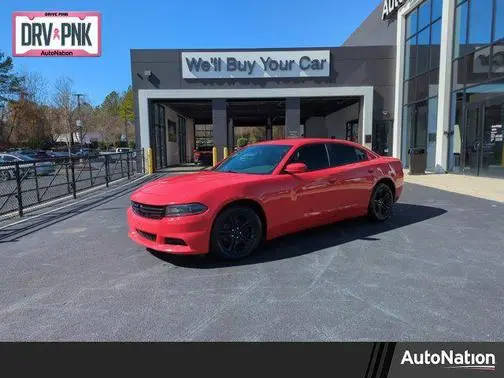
[462,102,482,176]
[480,96,504,178]
[463,96,504,177]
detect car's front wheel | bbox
[211,205,263,260]
[368,182,394,221]
[0,170,12,182]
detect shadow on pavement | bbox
[150,203,447,268]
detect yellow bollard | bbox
[146,148,154,174]
[212,146,218,167]
[223,146,229,159]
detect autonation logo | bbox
[401,349,496,371]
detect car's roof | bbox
[254,138,367,149]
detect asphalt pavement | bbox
[0,174,503,341]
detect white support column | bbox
[435,0,456,173]
[138,90,150,151]
[392,6,406,159]
[361,91,374,150]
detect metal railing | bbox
[0,149,145,217]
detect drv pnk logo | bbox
[12,11,101,57]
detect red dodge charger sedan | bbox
[128,138,403,260]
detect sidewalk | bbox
[404,172,504,203]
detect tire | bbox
[368,182,394,221]
[0,170,12,182]
[210,205,263,260]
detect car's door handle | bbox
[328,176,339,184]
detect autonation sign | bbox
[13,11,101,57]
[181,51,330,79]
[382,0,412,20]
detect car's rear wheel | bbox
[0,170,12,182]
[211,205,262,260]
[368,182,394,221]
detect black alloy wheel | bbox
[369,183,394,221]
[0,170,11,182]
[211,205,262,260]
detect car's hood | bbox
[131,170,262,205]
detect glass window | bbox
[454,1,468,58]
[452,57,466,90]
[289,144,329,171]
[405,36,417,79]
[216,144,291,174]
[430,68,440,86]
[406,78,416,103]
[167,120,176,142]
[490,41,504,78]
[495,0,504,41]
[418,0,431,31]
[430,20,441,68]
[417,27,430,74]
[432,0,442,20]
[327,143,367,167]
[426,97,438,170]
[468,0,492,46]
[406,9,418,38]
[402,105,412,165]
[416,72,430,100]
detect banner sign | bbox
[181,50,330,79]
[12,11,101,57]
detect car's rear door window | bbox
[326,143,368,167]
[289,143,329,171]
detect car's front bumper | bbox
[127,207,212,255]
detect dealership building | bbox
[131,0,504,178]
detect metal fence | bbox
[0,149,145,217]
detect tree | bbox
[95,91,122,147]
[119,86,135,144]
[0,51,23,147]
[0,51,23,103]
[51,77,86,151]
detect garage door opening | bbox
[301,97,362,142]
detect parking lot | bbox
[0,173,503,341]
[0,157,142,216]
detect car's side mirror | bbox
[284,163,307,174]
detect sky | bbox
[0,0,381,105]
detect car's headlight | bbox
[165,203,208,217]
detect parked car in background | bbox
[0,153,55,180]
[73,148,99,159]
[193,145,213,166]
[116,147,132,153]
[7,149,49,160]
[45,150,74,159]
[128,138,404,260]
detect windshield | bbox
[14,154,35,161]
[215,144,291,175]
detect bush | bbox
[236,137,248,148]
[128,140,136,149]
[98,141,108,151]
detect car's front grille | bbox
[136,229,157,242]
[131,201,165,219]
